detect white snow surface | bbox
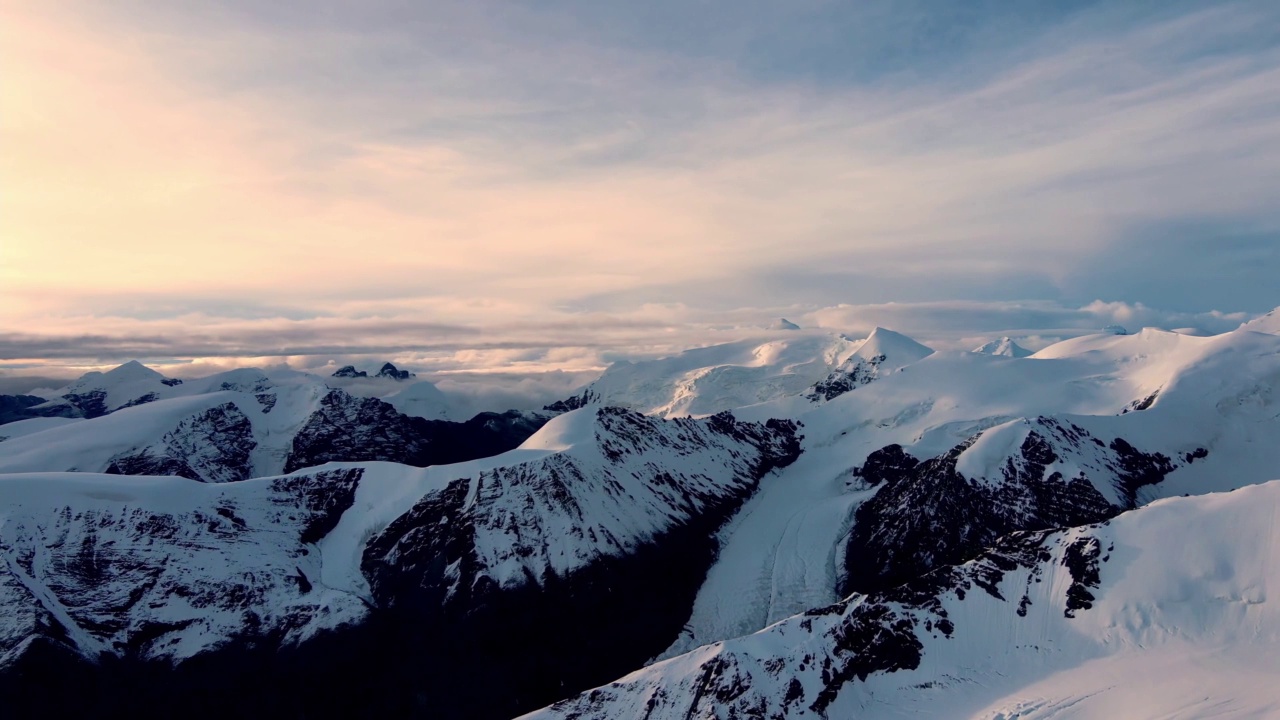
[579,327,935,418]
[0,469,371,665]
[0,406,793,665]
[0,378,333,480]
[525,480,1280,720]
[665,324,1280,658]
[972,336,1033,357]
[0,416,83,441]
[579,331,862,417]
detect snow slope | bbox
[567,328,935,418]
[0,382,333,482]
[569,332,863,417]
[526,480,1280,720]
[4,314,1280,718]
[665,325,1280,658]
[804,327,935,402]
[0,407,801,718]
[0,369,547,482]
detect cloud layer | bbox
[2,1,1277,375]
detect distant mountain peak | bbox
[331,365,367,378]
[329,363,416,380]
[104,360,164,379]
[972,336,1032,358]
[769,318,801,330]
[375,362,415,380]
[857,327,934,361]
[1102,324,1129,335]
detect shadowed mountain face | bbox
[0,395,79,425]
[0,408,801,719]
[3,319,1280,718]
[283,390,549,473]
[840,418,1184,596]
[1,380,552,483]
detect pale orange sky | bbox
[2,1,1277,374]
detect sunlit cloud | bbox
[2,0,1277,374]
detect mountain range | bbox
[1,316,1278,719]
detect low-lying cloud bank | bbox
[0,299,1260,373]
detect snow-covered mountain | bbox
[658,324,1280,662]
[0,407,800,718]
[972,335,1033,357]
[526,479,1280,719]
[22,360,181,419]
[553,331,861,417]
[804,327,935,402]
[0,366,549,482]
[2,311,1279,718]
[554,328,934,418]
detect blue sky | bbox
[2,0,1277,374]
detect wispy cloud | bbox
[2,0,1277,371]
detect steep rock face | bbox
[0,409,802,720]
[0,469,364,670]
[840,416,1184,595]
[0,395,76,426]
[527,482,1280,720]
[60,389,111,419]
[805,353,887,402]
[530,526,1076,720]
[359,408,803,718]
[375,362,415,380]
[283,389,549,473]
[543,388,598,414]
[105,402,257,483]
[330,365,367,378]
[804,328,933,403]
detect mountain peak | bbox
[375,362,415,380]
[104,360,164,380]
[331,365,368,378]
[769,318,801,331]
[857,327,934,361]
[972,336,1032,358]
[1241,307,1280,335]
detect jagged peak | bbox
[375,362,415,380]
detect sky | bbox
[2,0,1278,387]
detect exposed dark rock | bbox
[806,354,886,402]
[1108,437,1177,505]
[61,389,110,419]
[0,394,76,425]
[105,402,257,483]
[840,418,1183,596]
[543,389,598,414]
[375,363,415,380]
[330,365,367,378]
[1121,390,1159,414]
[357,409,801,719]
[0,411,801,720]
[1062,536,1102,617]
[852,444,919,486]
[118,393,159,410]
[283,389,550,473]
